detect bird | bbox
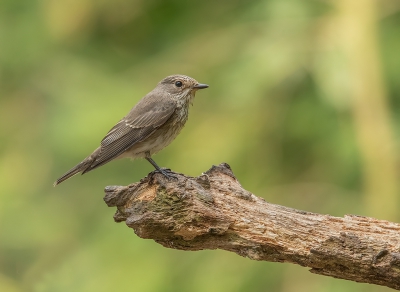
[54,74,208,186]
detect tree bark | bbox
[104,163,400,290]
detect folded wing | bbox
[82,95,176,173]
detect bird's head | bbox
[158,75,208,102]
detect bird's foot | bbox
[155,168,178,181]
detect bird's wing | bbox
[82,95,176,173]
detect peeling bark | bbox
[104,163,400,290]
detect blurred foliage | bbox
[1,0,399,291]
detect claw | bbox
[155,168,178,181]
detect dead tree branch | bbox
[104,163,400,290]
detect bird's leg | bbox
[145,156,164,172]
[145,154,176,179]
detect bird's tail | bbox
[53,161,87,186]
[54,148,100,186]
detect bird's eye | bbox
[175,81,183,87]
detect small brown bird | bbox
[54,74,208,186]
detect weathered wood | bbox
[104,163,400,290]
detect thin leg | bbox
[145,156,162,171]
[145,154,175,179]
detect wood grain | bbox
[104,163,400,290]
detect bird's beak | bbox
[193,83,209,89]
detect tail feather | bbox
[53,162,86,186]
[53,148,101,186]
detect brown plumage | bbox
[54,75,208,186]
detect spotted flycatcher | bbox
[54,75,208,186]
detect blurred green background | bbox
[1,0,399,291]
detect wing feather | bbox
[83,94,176,173]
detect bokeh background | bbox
[1,0,399,291]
